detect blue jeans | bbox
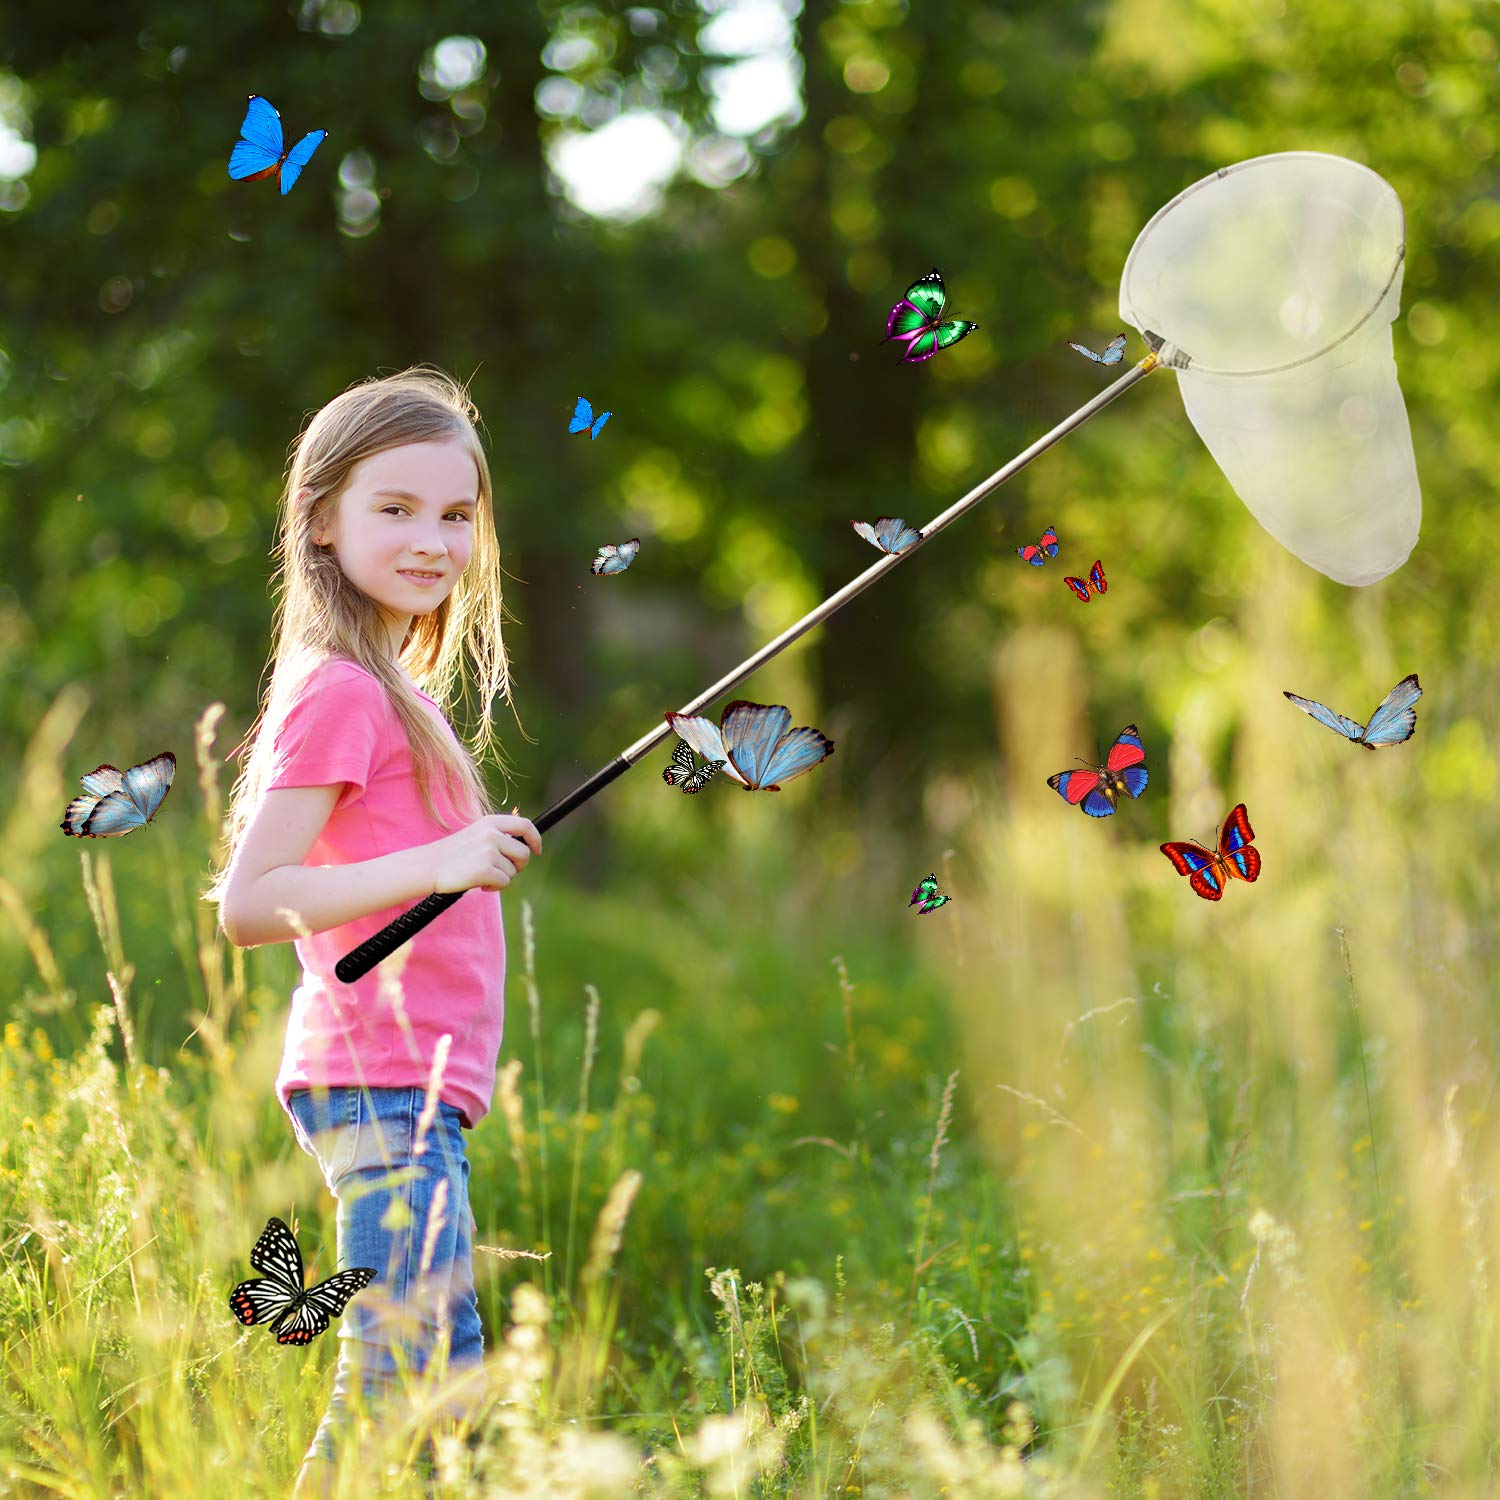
[286,1086,485,1466]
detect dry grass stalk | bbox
[582,1170,642,1287]
[413,1033,452,1159]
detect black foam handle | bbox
[333,755,633,984]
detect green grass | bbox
[3,560,1499,1496]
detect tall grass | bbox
[2,527,1498,1495]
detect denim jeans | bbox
[286,1086,485,1466]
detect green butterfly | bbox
[909,873,953,914]
[883,269,979,364]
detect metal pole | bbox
[336,351,1160,981]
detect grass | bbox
[2,538,1498,1495]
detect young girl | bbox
[204,367,542,1495]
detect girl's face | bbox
[315,438,480,662]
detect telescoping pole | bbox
[335,351,1161,982]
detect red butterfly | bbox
[1047,726,1148,818]
[1064,559,1106,602]
[1160,804,1262,901]
[1017,526,1059,567]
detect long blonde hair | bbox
[202,366,529,912]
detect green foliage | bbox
[2,0,1498,1494]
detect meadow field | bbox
[4,0,1500,1494]
[5,542,1499,1497]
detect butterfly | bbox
[227,95,328,196]
[591,538,640,575]
[1017,526,1060,567]
[909,874,952,914]
[1063,560,1107,602]
[227,1217,375,1347]
[1160,804,1261,902]
[1068,334,1128,366]
[882,269,979,364]
[61,752,175,837]
[851,517,921,556]
[1047,726,1148,818]
[662,740,725,794]
[664,700,834,792]
[1282,674,1421,749]
[569,396,611,440]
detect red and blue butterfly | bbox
[1063,559,1106,602]
[1048,726,1149,818]
[227,96,327,196]
[1160,804,1261,902]
[1017,526,1059,567]
[883,269,978,364]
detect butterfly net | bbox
[1119,151,1420,586]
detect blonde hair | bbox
[202,365,529,912]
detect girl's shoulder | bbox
[303,653,380,685]
[302,654,436,706]
[287,654,390,709]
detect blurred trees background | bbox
[1,0,1496,1078]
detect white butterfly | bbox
[1068,333,1127,365]
[665,701,834,792]
[591,538,641,576]
[60,751,175,837]
[851,516,921,555]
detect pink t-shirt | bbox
[266,657,504,1131]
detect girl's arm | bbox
[220,784,433,948]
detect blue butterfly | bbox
[590,537,640,575]
[1282,674,1422,749]
[227,96,328,196]
[61,752,175,837]
[569,396,611,440]
[664,701,834,792]
[1069,334,1127,365]
[851,517,921,556]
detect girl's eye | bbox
[383,506,471,522]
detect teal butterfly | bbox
[909,874,952,914]
[61,752,175,837]
[883,269,978,363]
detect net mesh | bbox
[1119,151,1420,586]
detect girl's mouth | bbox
[399,570,444,585]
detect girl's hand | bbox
[428,814,542,895]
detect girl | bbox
[204,367,542,1495]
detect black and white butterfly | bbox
[662,739,725,794]
[228,1216,375,1347]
